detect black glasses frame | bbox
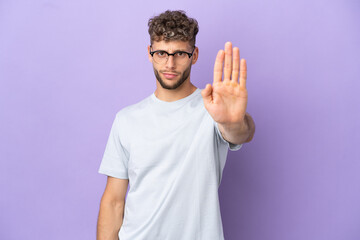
[149,46,196,62]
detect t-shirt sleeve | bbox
[98,113,129,179]
[214,121,243,151]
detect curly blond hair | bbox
[148,10,199,47]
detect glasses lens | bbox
[174,52,188,64]
[153,51,167,64]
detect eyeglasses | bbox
[149,45,196,65]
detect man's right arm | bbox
[97,176,129,240]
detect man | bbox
[97,10,255,240]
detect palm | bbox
[201,42,248,125]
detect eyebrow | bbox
[152,48,190,52]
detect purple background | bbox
[1,0,359,239]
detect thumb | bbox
[201,84,213,103]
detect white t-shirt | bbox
[98,88,243,240]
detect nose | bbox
[165,55,176,69]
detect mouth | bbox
[162,72,178,79]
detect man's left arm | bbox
[201,41,255,145]
[218,112,255,145]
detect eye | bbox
[155,51,167,58]
[175,52,184,57]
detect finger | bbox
[231,47,240,83]
[201,83,213,103]
[213,50,224,84]
[223,42,232,80]
[239,58,247,88]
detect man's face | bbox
[148,40,198,90]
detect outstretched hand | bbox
[201,42,248,126]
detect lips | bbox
[162,72,178,79]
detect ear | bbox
[191,47,199,65]
[147,45,153,63]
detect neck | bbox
[154,82,197,102]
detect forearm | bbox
[218,112,255,145]
[97,199,125,240]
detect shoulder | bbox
[190,88,205,107]
[115,95,152,121]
